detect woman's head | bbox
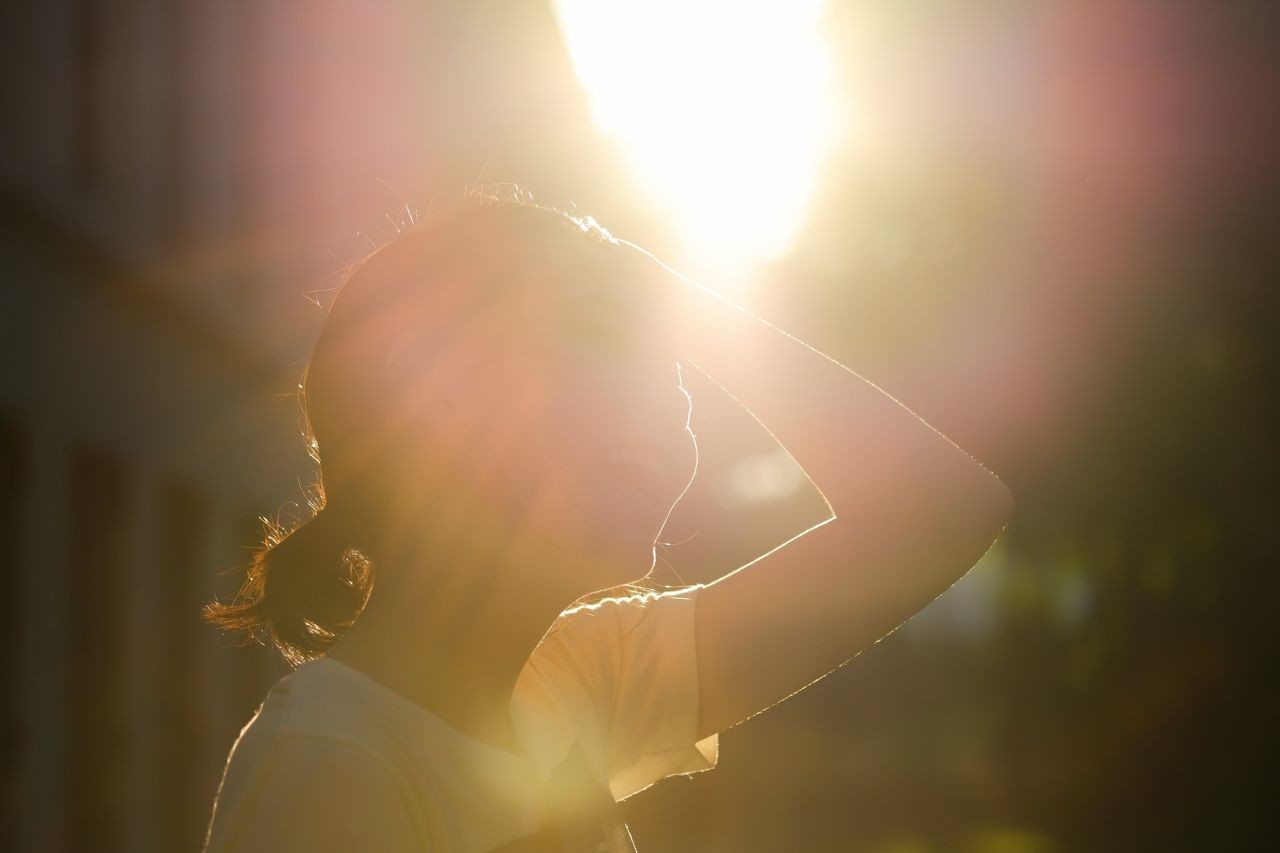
[208,196,698,664]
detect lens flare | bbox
[553,1,839,272]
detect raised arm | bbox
[631,246,1014,740]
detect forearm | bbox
[673,273,1011,533]
[636,253,1015,735]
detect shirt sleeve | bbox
[513,584,720,802]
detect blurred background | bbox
[1,1,1276,851]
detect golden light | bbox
[553,1,839,274]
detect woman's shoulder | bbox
[511,582,717,802]
[523,582,704,675]
[224,658,423,787]
[220,661,407,794]
[206,664,427,851]
[205,731,419,853]
[548,582,704,640]
[244,730,402,787]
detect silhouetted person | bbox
[203,193,1011,852]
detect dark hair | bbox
[205,189,622,666]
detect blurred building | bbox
[0,2,300,850]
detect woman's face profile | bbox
[550,353,699,573]
[382,237,698,588]
[497,268,699,583]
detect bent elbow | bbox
[930,475,1012,592]
[988,476,1014,529]
[966,471,1014,551]
[931,468,1014,575]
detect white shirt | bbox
[203,585,719,852]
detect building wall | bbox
[0,2,309,849]
[0,207,302,851]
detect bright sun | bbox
[553,1,838,275]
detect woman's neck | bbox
[324,540,585,754]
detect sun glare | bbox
[553,1,839,274]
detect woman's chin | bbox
[575,537,659,590]
[597,492,665,550]
[586,538,658,588]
